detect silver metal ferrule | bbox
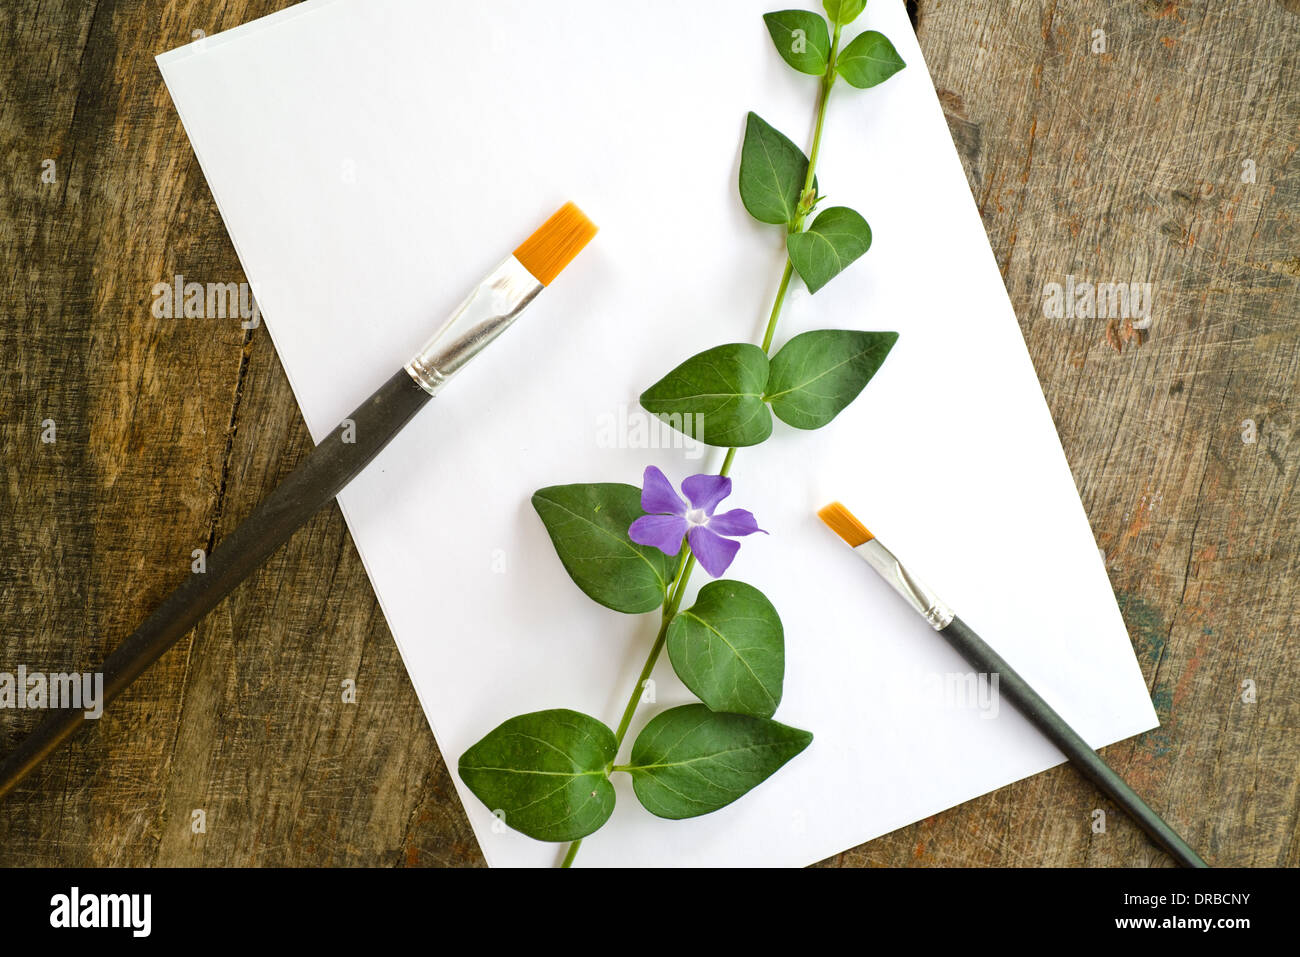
[854,538,955,631]
[404,256,544,396]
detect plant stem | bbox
[561,22,843,871]
[762,25,837,355]
[718,446,738,478]
[759,261,796,355]
[795,23,841,232]
[559,839,582,868]
[560,548,694,869]
[612,549,695,746]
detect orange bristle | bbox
[513,202,598,286]
[818,502,874,548]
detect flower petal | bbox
[688,525,741,578]
[682,473,732,516]
[640,466,686,516]
[629,514,688,556]
[707,508,766,538]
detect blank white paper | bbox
[157,0,1158,867]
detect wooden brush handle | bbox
[0,369,431,800]
[939,615,1208,868]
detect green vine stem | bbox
[613,549,696,745]
[559,834,583,868]
[759,262,796,355]
[559,22,842,871]
[560,547,695,868]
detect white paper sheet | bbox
[157,0,1158,867]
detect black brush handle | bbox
[0,369,431,800]
[939,615,1208,867]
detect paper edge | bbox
[156,0,344,66]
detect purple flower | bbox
[628,466,766,578]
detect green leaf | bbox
[458,710,617,843]
[624,704,812,819]
[786,206,872,294]
[765,329,898,429]
[667,580,784,718]
[835,30,906,88]
[532,484,673,613]
[822,0,866,25]
[739,112,813,226]
[640,343,773,448]
[763,10,831,76]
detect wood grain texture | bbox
[1,0,1295,867]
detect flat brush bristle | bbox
[513,202,598,286]
[818,502,874,548]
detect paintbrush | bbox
[0,203,597,800]
[817,502,1208,868]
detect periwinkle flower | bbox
[628,466,766,578]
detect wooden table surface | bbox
[2,0,1296,868]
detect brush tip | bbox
[513,202,598,286]
[818,502,874,547]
